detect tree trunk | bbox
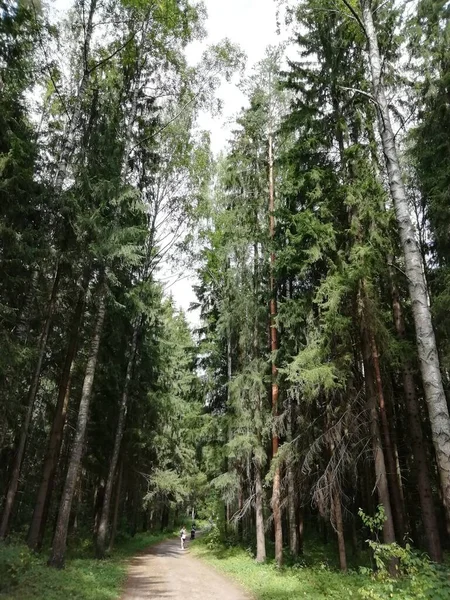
[96,322,139,557]
[333,488,347,571]
[54,0,97,189]
[287,398,299,557]
[287,466,298,557]
[359,290,397,557]
[225,325,232,533]
[28,272,89,550]
[368,328,406,542]
[360,0,450,520]
[298,508,304,555]
[0,264,61,539]
[268,133,283,567]
[108,458,123,553]
[93,481,105,538]
[254,459,266,562]
[48,281,106,568]
[391,282,442,561]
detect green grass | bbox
[191,538,367,599]
[190,533,450,600]
[0,531,171,600]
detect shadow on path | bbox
[122,536,252,600]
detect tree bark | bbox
[254,459,266,562]
[108,458,123,553]
[0,264,61,539]
[48,280,106,568]
[333,488,347,571]
[287,398,299,557]
[96,322,139,557]
[368,328,406,542]
[268,133,283,567]
[360,0,450,520]
[359,290,397,557]
[298,507,304,554]
[28,271,89,550]
[391,282,442,561]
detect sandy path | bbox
[121,536,253,600]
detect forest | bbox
[1,0,450,598]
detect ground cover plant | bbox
[0,532,169,600]
[192,528,450,600]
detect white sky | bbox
[171,0,284,326]
[52,0,284,328]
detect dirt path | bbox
[121,536,253,600]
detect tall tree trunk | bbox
[359,291,397,557]
[298,507,304,555]
[28,271,89,550]
[251,238,266,562]
[0,264,61,539]
[48,280,106,568]
[360,0,450,520]
[368,328,406,542]
[287,398,299,557]
[268,133,283,567]
[333,488,347,571]
[96,322,139,557]
[225,325,232,533]
[391,282,442,561]
[93,480,105,538]
[54,0,97,188]
[108,458,123,553]
[254,458,266,562]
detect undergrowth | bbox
[191,526,450,600]
[0,530,170,599]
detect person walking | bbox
[180,525,187,550]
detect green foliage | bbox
[191,534,367,599]
[357,507,450,600]
[192,532,450,600]
[0,532,169,599]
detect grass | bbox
[191,537,367,599]
[2,526,450,600]
[0,531,171,600]
[190,532,450,600]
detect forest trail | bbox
[121,537,253,600]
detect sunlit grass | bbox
[191,537,367,600]
[0,531,170,600]
[191,532,450,600]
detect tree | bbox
[357,0,450,520]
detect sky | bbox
[169,0,285,325]
[53,0,285,327]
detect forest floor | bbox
[190,538,366,600]
[190,533,450,600]
[121,536,252,599]
[0,531,170,600]
[2,530,450,600]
